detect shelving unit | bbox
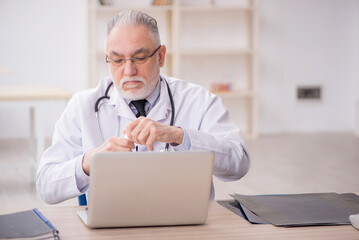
[88,0,258,137]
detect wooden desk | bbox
[37,201,358,240]
[0,85,72,182]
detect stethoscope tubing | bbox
[94,82,113,113]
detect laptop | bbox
[77,151,214,228]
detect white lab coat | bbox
[37,75,250,204]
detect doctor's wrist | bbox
[170,126,184,146]
[82,152,91,176]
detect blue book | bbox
[0,208,59,239]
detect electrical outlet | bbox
[297,86,321,100]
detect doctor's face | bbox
[105,25,166,100]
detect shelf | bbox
[93,5,173,13]
[92,4,255,13]
[88,0,258,137]
[179,5,253,12]
[180,48,253,56]
[212,90,254,98]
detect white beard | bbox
[114,75,158,101]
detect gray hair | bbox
[106,10,161,46]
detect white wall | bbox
[355,0,359,136]
[0,0,88,138]
[258,0,359,133]
[0,0,358,138]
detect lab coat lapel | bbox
[98,85,135,141]
[108,86,137,120]
[95,102,120,144]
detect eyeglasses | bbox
[106,45,161,67]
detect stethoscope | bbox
[94,76,175,151]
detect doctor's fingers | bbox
[126,117,151,142]
[102,137,135,151]
[137,122,169,151]
[128,124,157,150]
[145,130,157,151]
[134,127,152,146]
[125,116,145,134]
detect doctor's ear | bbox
[104,51,109,63]
[158,45,166,67]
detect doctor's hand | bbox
[124,117,184,151]
[82,137,135,175]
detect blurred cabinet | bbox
[88,0,258,137]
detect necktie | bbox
[131,99,147,117]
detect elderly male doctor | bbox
[37,10,250,204]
